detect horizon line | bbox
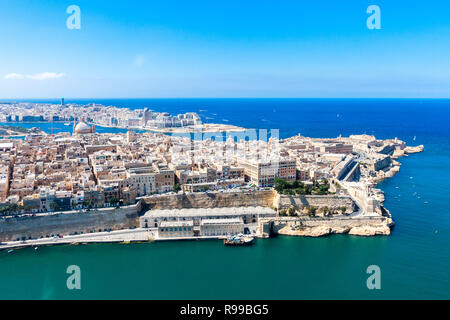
[2,97,450,101]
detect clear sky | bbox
[1,0,450,98]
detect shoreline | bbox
[0,121,248,134]
[94,122,248,133]
[0,228,236,251]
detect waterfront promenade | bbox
[0,228,152,251]
[0,226,260,251]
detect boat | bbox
[64,122,70,126]
[7,249,14,253]
[224,234,254,246]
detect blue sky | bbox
[1,0,450,98]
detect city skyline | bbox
[1,1,450,98]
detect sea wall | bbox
[0,202,142,242]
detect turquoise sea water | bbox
[0,99,449,299]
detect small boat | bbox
[34,247,38,251]
[64,122,70,126]
[7,249,14,253]
[224,234,254,246]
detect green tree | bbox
[287,207,296,216]
[49,202,57,211]
[274,178,288,193]
[173,183,181,193]
[308,206,317,216]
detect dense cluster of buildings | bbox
[0,102,202,130]
[0,108,409,217]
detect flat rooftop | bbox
[201,218,243,225]
[159,220,193,228]
[142,206,275,218]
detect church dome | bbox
[74,121,91,134]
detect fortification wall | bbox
[1,190,363,242]
[142,190,276,209]
[0,202,142,242]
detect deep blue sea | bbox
[0,99,449,299]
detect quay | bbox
[0,228,250,251]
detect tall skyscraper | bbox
[61,98,65,106]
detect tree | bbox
[340,206,347,214]
[173,183,181,193]
[287,207,296,216]
[322,206,329,216]
[82,200,92,208]
[109,198,119,206]
[274,178,288,193]
[312,179,319,189]
[308,206,317,216]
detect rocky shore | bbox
[276,216,394,237]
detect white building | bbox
[200,218,244,236]
[158,220,194,238]
[140,206,276,232]
[127,167,156,196]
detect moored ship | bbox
[224,234,254,246]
